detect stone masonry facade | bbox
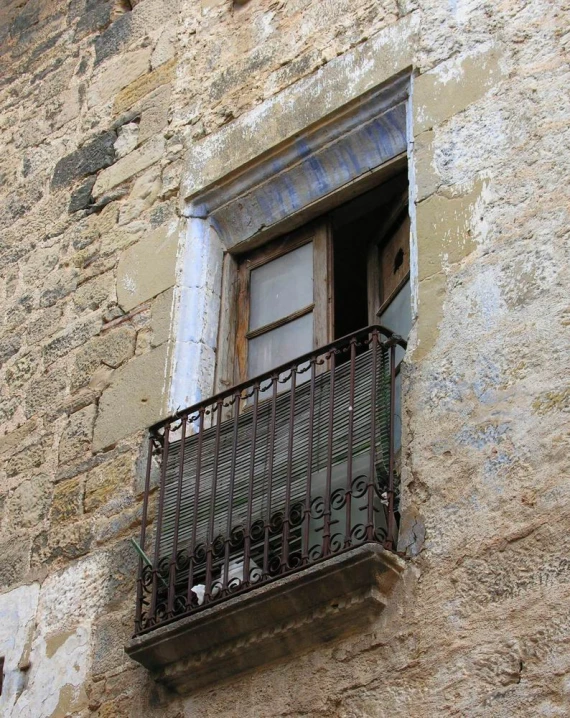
[0,0,569,716]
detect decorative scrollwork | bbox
[269,511,284,534]
[229,524,245,549]
[308,543,323,562]
[141,564,153,589]
[212,534,225,557]
[250,519,265,542]
[267,554,282,575]
[289,501,304,526]
[193,542,207,563]
[329,532,344,554]
[351,474,369,499]
[157,556,170,580]
[330,487,346,511]
[374,524,388,543]
[310,495,325,519]
[350,523,368,543]
[227,576,243,593]
[176,549,190,572]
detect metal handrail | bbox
[134,325,403,636]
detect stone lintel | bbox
[125,543,405,694]
[209,101,408,251]
[181,14,416,200]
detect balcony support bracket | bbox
[125,543,405,694]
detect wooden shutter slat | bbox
[159,345,390,559]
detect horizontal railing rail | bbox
[134,325,406,636]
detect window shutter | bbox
[158,344,391,562]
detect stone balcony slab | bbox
[125,543,405,693]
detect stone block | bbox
[150,288,174,347]
[68,176,97,213]
[39,268,79,308]
[51,478,83,524]
[32,521,93,566]
[84,454,133,513]
[416,182,482,282]
[114,57,176,116]
[94,8,133,65]
[151,22,176,69]
[103,537,139,608]
[27,305,63,344]
[7,475,52,530]
[93,612,132,677]
[73,272,115,313]
[93,343,170,449]
[114,122,140,159]
[26,367,67,418]
[0,534,31,589]
[75,3,113,41]
[92,135,165,197]
[5,352,39,391]
[0,335,21,366]
[52,85,81,130]
[51,131,116,189]
[116,222,179,312]
[138,84,171,144]
[42,314,102,366]
[22,245,60,286]
[0,419,38,457]
[72,326,136,391]
[415,271,447,360]
[87,47,152,109]
[94,0,175,66]
[414,129,439,203]
[413,46,505,135]
[160,159,182,197]
[58,404,97,466]
[6,440,46,478]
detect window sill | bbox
[125,543,405,693]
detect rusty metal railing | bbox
[133,325,406,636]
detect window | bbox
[230,168,411,386]
[235,223,331,385]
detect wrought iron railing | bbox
[133,325,406,636]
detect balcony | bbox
[126,326,407,692]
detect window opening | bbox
[0,656,4,696]
[394,248,404,274]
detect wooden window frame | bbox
[229,220,333,387]
[367,190,410,323]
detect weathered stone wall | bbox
[0,0,568,716]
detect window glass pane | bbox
[248,313,313,383]
[379,279,411,366]
[249,243,313,331]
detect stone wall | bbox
[0,0,568,716]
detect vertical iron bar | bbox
[323,350,336,557]
[223,390,241,593]
[205,398,223,602]
[345,337,356,547]
[135,433,154,633]
[167,417,187,617]
[302,357,316,564]
[243,382,259,586]
[282,366,297,571]
[367,330,379,541]
[186,408,205,609]
[149,423,170,623]
[263,375,278,579]
[386,342,397,550]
